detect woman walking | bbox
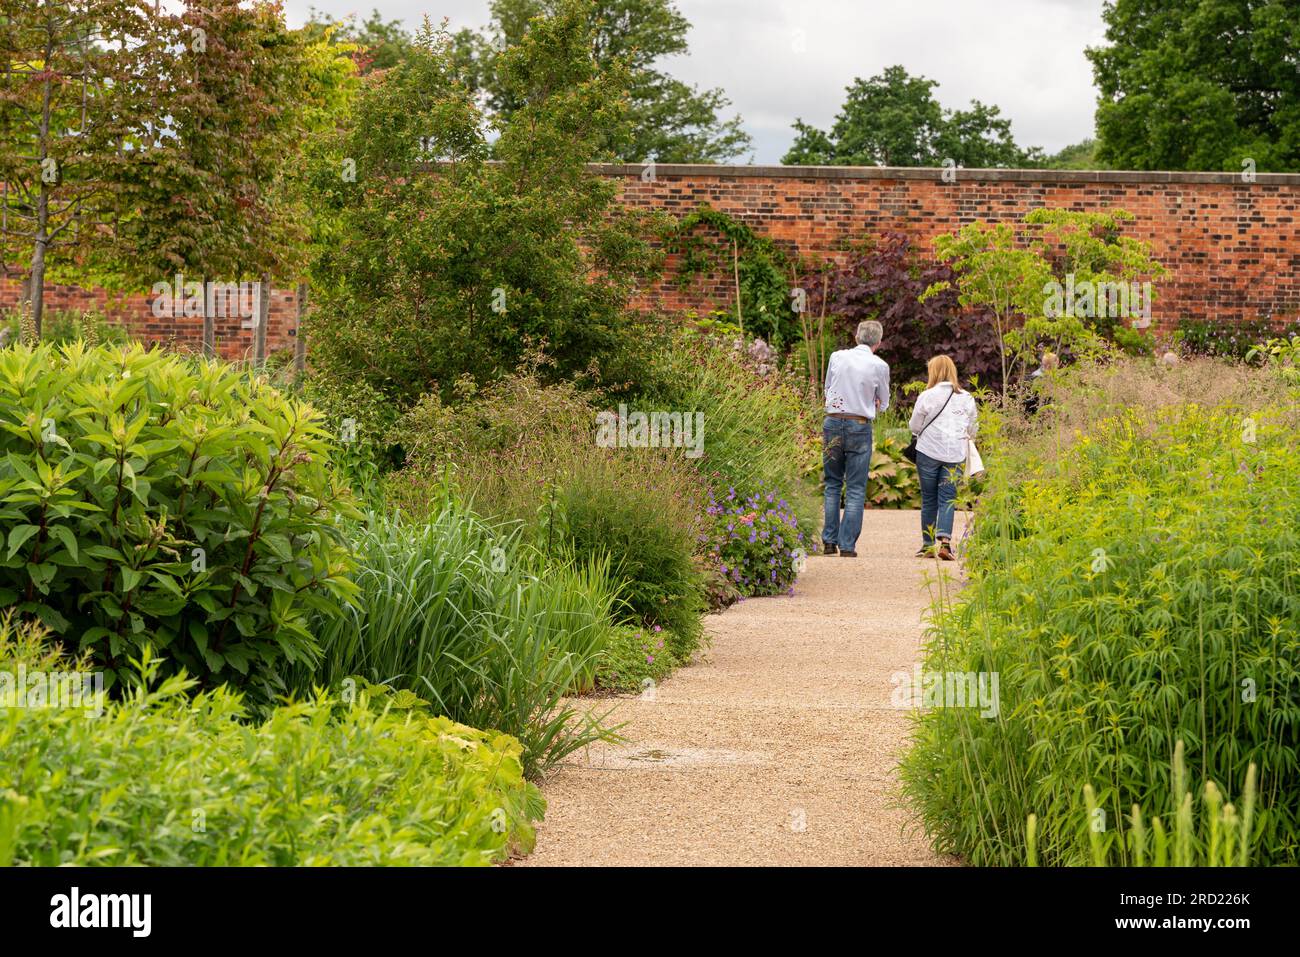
[909,355,978,560]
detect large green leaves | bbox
[0,341,359,702]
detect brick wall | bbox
[0,277,301,359]
[605,164,1300,333]
[6,164,1299,351]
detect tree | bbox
[0,0,165,336]
[783,65,1042,168]
[457,0,751,162]
[1044,138,1105,170]
[103,1,353,356]
[304,6,411,74]
[1088,0,1300,171]
[922,209,1166,398]
[810,233,1004,393]
[305,3,661,407]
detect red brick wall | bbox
[0,277,301,359]
[604,164,1300,333]
[5,164,1299,351]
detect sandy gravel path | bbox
[521,508,962,867]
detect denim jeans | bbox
[822,416,873,551]
[916,450,963,546]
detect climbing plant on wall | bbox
[664,206,801,349]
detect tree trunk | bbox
[253,274,270,368]
[293,281,308,376]
[201,274,214,358]
[30,20,55,341]
[28,230,47,342]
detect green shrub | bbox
[304,11,661,409]
[299,370,402,501]
[900,399,1300,865]
[285,500,621,778]
[0,342,357,701]
[386,369,711,666]
[0,620,541,865]
[596,622,676,693]
[547,459,707,661]
[868,431,922,509]
[1176,316,1300,360]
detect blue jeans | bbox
[917,450,963,546]
[822,416,873,551]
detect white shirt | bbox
[909,383,978,464]
[824,345,890,418]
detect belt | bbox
[828,412,871,424]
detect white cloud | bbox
[285,0,1106,163]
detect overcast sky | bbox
[284,1,1108,163]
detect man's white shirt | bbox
[824,345,890,418]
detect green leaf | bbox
[49,524,78,562]
[7,524,39,559]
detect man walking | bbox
[822,320,889,557]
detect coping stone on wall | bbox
[592,162,1300,187]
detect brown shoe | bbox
[839,550,858,558]
[937,542,956,561]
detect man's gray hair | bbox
[855,320,883,348]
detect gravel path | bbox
[521,508,962,867]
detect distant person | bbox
[822,320,889,558]
[1025,350,1058,416]
[909,355,977,561]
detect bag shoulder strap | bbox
[916,389,955,439]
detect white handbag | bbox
[966,440,986,478]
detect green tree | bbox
[104,1,352,356]
[1088,0,1300,171]
[1044,138,1105,170]
[457,0,750,162]
[0,0,167,336]
[783,65,1041,168]
[305,3,661,408]
[304,6,411,74]
[923,209,1165,397]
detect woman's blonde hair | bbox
[926,354,963,392]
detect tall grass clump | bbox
[286,495,621,778]
[639,330,821,526]
[900,380,1300,865]
[385,368,711,665]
